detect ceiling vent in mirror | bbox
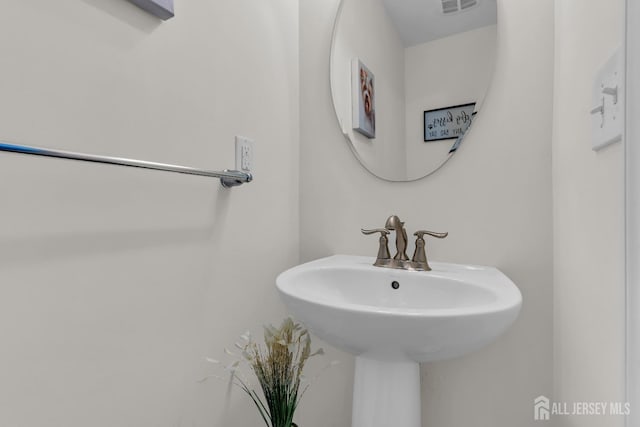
[441,0,478,14]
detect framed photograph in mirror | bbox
[127,0,174,20]
[352,58,376,139]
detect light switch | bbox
[591,48,624,151]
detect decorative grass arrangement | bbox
[208,318,324,427]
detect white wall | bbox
[0,1,300,426]
[626,0,640,423]
[331,0,407,180]
[405,25,496,179]
[552,1,626,426]
[301,0,554,426]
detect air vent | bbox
[441,0,479,14]
[460,0,477,10]
[441,0,458,14]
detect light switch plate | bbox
[591,48,624,151]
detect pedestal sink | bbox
[276,255,522,427]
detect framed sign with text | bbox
[424,103,476,142]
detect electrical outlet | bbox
[235,136,255,173]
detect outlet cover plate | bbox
[235,136,255,173]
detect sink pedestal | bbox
[352,356,421,427]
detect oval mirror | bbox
[330,0,497,181]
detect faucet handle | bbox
[414,230,448,240]
[361,228,390,236]
[361,228,391,262]
[412,230,448,271]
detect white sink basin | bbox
[276,255,522,427]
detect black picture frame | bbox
[422,102,476,142]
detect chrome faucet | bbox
[362,215,448,271]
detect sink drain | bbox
[391,281,400,289]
